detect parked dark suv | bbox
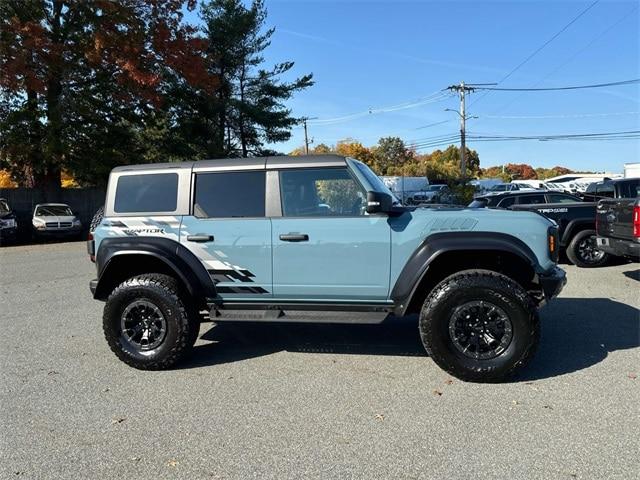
[469,191,582,209]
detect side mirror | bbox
[366,191,393,214]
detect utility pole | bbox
[446,82,475,180]
[300,117,317,155]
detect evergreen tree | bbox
[198,0,313,157]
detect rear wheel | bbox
[419,270,539,383]
[103,274,199,369]
[566,229,609,268]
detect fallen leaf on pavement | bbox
[167,460,179,467]
[628,373,637,380]
[444,379,453,385]
[433,389,443,396]
[374,413,384,421]
[111,417,126,424]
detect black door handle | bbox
[187,234,214,243]
[279,233,309,242]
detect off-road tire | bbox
[89,206,104,233]
[103,273,198,369]
[419,269,540,383]
[566,229,609,268]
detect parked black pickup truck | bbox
[511,178,640,268]
[471,191,606,267]
[596,196,640,260]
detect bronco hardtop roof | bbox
[111,154,348,173]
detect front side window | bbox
[114,173,178,213]
[194,171,265,218]
[280,168,366,217]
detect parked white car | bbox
[32,203,82,238]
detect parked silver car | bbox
[32,203,82,238]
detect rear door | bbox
[180,169,272,299]
[271,166,391,301]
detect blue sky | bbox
[187,0,639,172]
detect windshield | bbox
[490,184,509,191]
[426,185,445,191]
[351,160,401,204]
[0,200,9,214]
[35,205,73,216]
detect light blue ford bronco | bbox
[88,155,566,382]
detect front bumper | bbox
[90,279,98,295]
[34,227,81,237]
[596,236,640,259]
[538,266,567,301]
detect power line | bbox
[481,111,640,120]
[489,3,640,114]
[475,79,639,92]
[307,91,452,126]
[469,0,601,108]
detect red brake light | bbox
[633,205,640,238]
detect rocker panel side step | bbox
[210,308,391,324]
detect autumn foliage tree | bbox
[0,0,213,188]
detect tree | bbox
[335,139,374,164]
[504,163,537,180]
[372,137,415,174]
[196,0,313,158]
[0,0,212,188]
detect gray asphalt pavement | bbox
[1,242,638,479]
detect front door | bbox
[180,170,272,299]
[271,167,391,301]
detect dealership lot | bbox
[1,242,638,480]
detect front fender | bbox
[390,231,542,315]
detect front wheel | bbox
[103,274,198,369]
[419,270,539,383]
[566,229,609,268]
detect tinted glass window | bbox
[596,184,614,198]
[194,171,265,218]
[617,180,640,198]
[497,196,516,208]
[547,194,579,203]
[115,173,178,213]
[35,205,73,216]
[518,194,546,205]
[280,168,365,217]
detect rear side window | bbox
[547,194,579,203]
[497,196,516,208]
[114,173,178,213]
[596,184,614,198]
[517,194,546,205]
[617,180,640,198]
[194,171,265,218]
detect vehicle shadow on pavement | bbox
[515,297,640,382]
[181,298,639,382]
[180,315,425,369]
[622,269,639,282]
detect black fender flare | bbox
[390,231,542,316]
[94,237,217,301]
[560,218,595,245]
